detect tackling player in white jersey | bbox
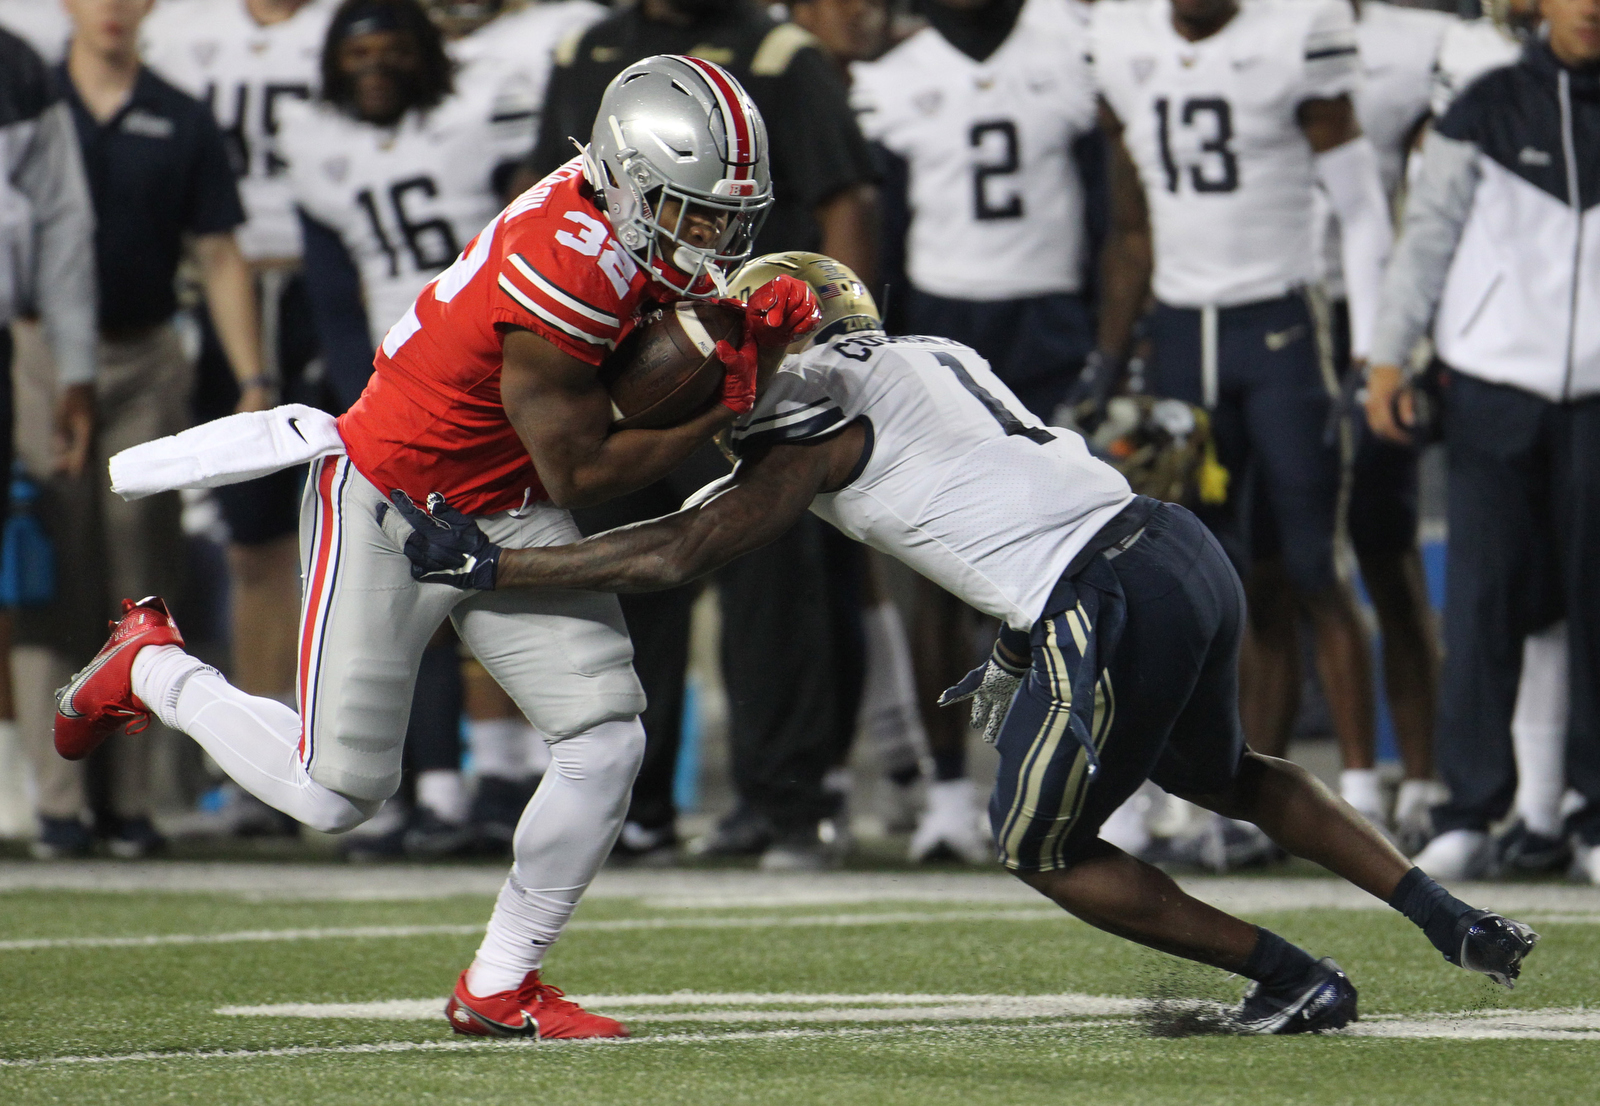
[851,0,1100,862]
[1089,0,1393,834]
[396,251,1540,1034]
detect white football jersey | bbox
[1431,16,1522,116]
[452,0,605,139]
[729,333,1134,630]
[142,0,335,262]
[279,61,533,346]
[0,0,70,62]
[1317,0,1451,296]
[850,0,1098,301]
[1091,0,1360,308]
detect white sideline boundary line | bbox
[0,909,1063,952]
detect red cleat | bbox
[54,596,184,761]
[443,970,629,1039]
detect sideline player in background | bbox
[1424,0,1573,879]
[850,0,1101,863]
[1313,0,1452,846]
[142,0,336,755]
[1089,0,1393,851]
[396,252,1540,1034]
[56,56,819,1037]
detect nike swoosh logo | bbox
[287,417,307,443]
[56,641,130,718]
[1265,325,1306,351]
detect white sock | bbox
[466,719,645,996]
[1513,624,1569,838]
[469,718,550,780]
[857,602,929,777]
[1394,779,1445,828]
[1340,768,1385,821]
[417,769,467,824]
[132,645,377,834]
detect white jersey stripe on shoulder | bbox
[507,254,620,327]
[498,275,615,347]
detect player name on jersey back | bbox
[1091,0,1360,308]
[142,0,334,262]
[732,333,1133,629]
[851,0,1097,301]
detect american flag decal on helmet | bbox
[674,55,761,180]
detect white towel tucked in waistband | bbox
[109,404,346,501]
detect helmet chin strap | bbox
[672,245,731,296]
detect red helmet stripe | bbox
[676,55,755,181]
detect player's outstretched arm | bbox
[1095,101,1153,364]
[501,326,738,509]
[398,424,867,594]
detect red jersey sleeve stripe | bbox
[507,254,620,328]
[498,274,617,347]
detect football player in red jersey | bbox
[55,54,820,1040]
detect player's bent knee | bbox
[548,717,647,779]
[530,671,647,739]
[298,790,386,835]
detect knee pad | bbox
[548,718,647,781]
[533,671,648,739]
[300,790,386,835]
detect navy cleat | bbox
[1233,958,1358,1035]
[1450,910,1539,988]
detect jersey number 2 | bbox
[970,121,1023,221]
[1154,97,1239,194]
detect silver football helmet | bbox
[584,55,773,297]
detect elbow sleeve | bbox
[1315,137,1393,361]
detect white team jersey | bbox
[730,333,1134,630]
[1091,0,1360,308]
[0,0,70,62]
[142,0,335,262]
[279,60,535,346]
[1317,0,1451,296]
[452,0,606,136]
[850,0,1098,301]
[1431,16,1523,116]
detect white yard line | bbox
[5,862,1597,914]
[0,909,1064,952]
[0,1022,1073,1069]
[217,993,1141,1022]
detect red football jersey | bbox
[337,159,667,515]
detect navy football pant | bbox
[1145,294,1340,594]
[991,503,1247,871]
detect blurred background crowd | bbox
[0,0,1593,885]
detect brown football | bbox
[599,302,743,429]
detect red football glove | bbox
[742,274,822,348]
[715,331,759,415]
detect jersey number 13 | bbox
[1154,97,1239,194]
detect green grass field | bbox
[2,863,1598,1105]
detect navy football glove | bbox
[389,490,501,590]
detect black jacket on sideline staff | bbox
[59,64,244,334]
[530,2,874,256]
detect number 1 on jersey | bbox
[931,352,1054,444]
